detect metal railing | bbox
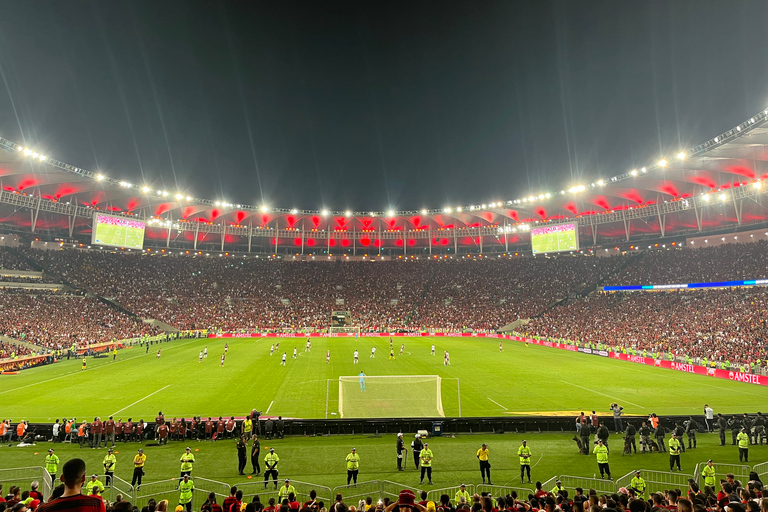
[426,485,474,504]
[192,477,231,508]
[693,462,751,487]
[754,462,768,483]
[0,466,52,502]
[381,480,425,502]
[105,475,135,504]
[333,480,384,503]
[234,480,333,504]
[475,484,533,499]
[133,478,182,508]
[543,475,615,496]
[615,470,693,495]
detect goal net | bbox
[338,375,445,418]
[329,326,361,334]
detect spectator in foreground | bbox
[37,459,106,512]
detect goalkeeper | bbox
[358,371,366,392]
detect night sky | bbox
[0,1,767,212]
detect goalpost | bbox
[329,326,361,334]
[338,375,445,418]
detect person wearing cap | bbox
[477,443,492,485]
[668,433,682,471]
[737,428,749,462]
[178,475,194,512]
[702,460,716,494]
[277,480,296,502]
[517,440,532,484]
[455,485,470,504]
[264,448,280,489]
[102,448,116,486]
[85,474,105,496]
[177,446,195,478]
[411,434,423,470]
[593,439,611,480]
[346,448,361,485]
[131,448,146,490]
[551,480,565,495]
[44,449,60,488]
[629,471,646,499]
[36,458,106,512]
[419,442,433,485]
[397,490,417,512]
[396,433,406,471]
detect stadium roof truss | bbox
[1,108,768,251]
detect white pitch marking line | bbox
[265,400,274,415]
[487,397,508,410]
[110,384,172,416]
[563,381,644,409]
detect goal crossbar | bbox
[338,375,444,419]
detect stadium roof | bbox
[1,107,768,250]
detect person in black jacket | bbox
[251,436,261,475]
[624,423,637,454]
[396,433,406,471]
[684,417,698,449]
[673,422,686,452]
[638,422,651,453]
[654,424,667,453]
[411,434,423,470]
[752,412,765,445]
[716,414,728,446]
[237,436,247,475]
[728,415,740,445]
[596,422,610,449]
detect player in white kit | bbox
[444,351,450,365]
[220,353,225,367]
[270,344,275,356]
[370,347,376,358]
[292,347,298,359]
[204,347,208,358]
[400,344,404,355]
[281,353,287,366]
[499,340,503,352]
[305,339,311,352]
[199,351,203,363]
[431,344,435,355]
[353,350,359,364]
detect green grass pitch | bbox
[531,229,578,254]
[2,337,766,423]
[94,223,144,250]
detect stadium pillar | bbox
[732,193,742,225]
[656,200,666,238]
[622,210,630,241]
[453,228,457,255]
[301,225,305,255]
[166,214,173,248]
[31,192,42,233]
[247,221,252,252]
[591,217,598,245]
[403,231,406,256]
[67,207,77,238]
[221,223,226,251]
[693,199,703,232]
[194,221,200,250]
[479,234,482,254]
[428,227,432,255]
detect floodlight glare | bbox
[345,210,352,217]
[175,193,183,200]
[322,209,329,216]
[677,152,686,160]
[658,159,668,167]
[142,186,150,193]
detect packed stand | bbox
[608,241,768,286]
[0,289,159,354]
[0,247,34,271]
[525,287,768,368]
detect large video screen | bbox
[531,222,579,254]
[91,213,145,250]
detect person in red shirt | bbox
[263,498,276,512]
[216,418,225,439]
[115,419,123,443]
[90,417,103,449]
[178,420,187,440]
[205,418,213,440]
[226,417,236,439]
[157,423,169,445]
[123,419,133,443]
[135,420,144,442]
[222,487,240,512]
[155,412,165,441]
[170,419,178,441]
[104,417,115,448]
[202,492,223,512]
[29,482,43,502]
[37,458,106,512]
[189,417,197,441]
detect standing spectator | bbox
[91,417,103,449]
[45,449,60,488]
[36,458,106,512]
[131,448,146,491]
[704,405,715,433]
[51,421,60,444]
[419,443,433,485]
[517,440,532,483]
[610,404,623,434]
[476,444,491,485]
[157,423,169,445]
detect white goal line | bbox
[338,374,442,379]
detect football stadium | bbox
[1,3,768,512]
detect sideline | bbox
[487,397,509,410]
[562,381,644,409]
[110,384,172,416]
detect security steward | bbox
[419,442,433,485]
[237,436,247,475]
[411,434,424,469]
[45,449,60,488]
[103,448,116,486]
[668,434,682,471]
[716,414,728,446]
[477,443,492,485]
[629,471,646,499]
[179,474,194,512]
[624,423,637,454]
[264,447,280,489]
[396,433,406,471]
[250,436,261,475]
[737,428,750,462]
[654,423,667,453]
[701,459,716,494]
[517,440,532,484]
[454,484,471,504]
[346,447,360,485]
[638,422,651,453]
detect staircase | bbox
[0,334,45,353]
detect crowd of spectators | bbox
[0,289,159,356]
[0,247,33,271]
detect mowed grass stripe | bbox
[2,337,763,422]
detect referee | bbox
[477,443,492,484]
[345,447,360,485]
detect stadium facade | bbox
[1,108,768,254]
